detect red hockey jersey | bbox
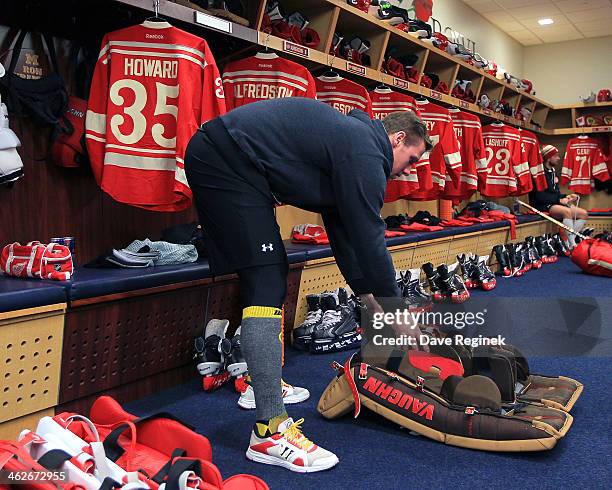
[408,99,462,200]
[222,52,316,110]
[561,136,610,194]
[519,129,547,192]
[443,108,484,200]
[85,21,225,211]
[315,75,373,116]
[480,124,529,197]
[369,87,419,120]
[369,88,421,202]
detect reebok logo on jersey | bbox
[146,33,164,39]
[261,243,274,252]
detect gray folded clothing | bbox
[124,239,198,266]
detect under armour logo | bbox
[261,243,274,252]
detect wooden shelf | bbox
[554,100,612,110]
[551,126,612,135]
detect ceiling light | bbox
[538,18,554,26]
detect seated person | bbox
[529,145,589,249]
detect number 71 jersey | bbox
[85,21,226,211]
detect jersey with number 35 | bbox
[85,21,226,211]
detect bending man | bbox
[184,98,430,473]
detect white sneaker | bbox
[246,417,339,473]
[238,380,310,410]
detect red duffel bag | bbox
[572,238,612,277]
[1,241,73,280]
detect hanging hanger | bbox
[256,31,278,57]
[375,81,390,91]
[145,0,166,22]
[415,93,428,101]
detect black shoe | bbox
[399,269,433,311]
[293,294,322,350]
[492,245,511,276]
[193,319,232,391]
[437,264,470,303]
[507,243,526,276]
[525,236,543,269]
[474,256,496,290]
[535,236,557,264]
[422,262,445,302]
[520,242,532,272]
[549,233,570,257]
[457,254,478,289]
[575,228,594,245]
[311,293,358,341]
[226,326,247,378]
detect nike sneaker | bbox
[246,417,339,473]
[193,319,232,392]
[238,379,310,410]
[293,294,322,350]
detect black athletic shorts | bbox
[184,119,287,275]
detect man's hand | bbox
[567,194,579,202]
[559,197,570,205]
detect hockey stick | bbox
[516,199,589,240]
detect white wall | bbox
[523,37,612,105]
[429,0,525,77]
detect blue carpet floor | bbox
[126,258,611,489]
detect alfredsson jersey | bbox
[561,136,610,194]
[315,75,373,117]
[443,108,484,200]
[480,124,529,197]
[85,21,226,212]
[408,99,462,201]
[222,52,316,110]
[519,129,546,192]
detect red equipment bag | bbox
[1,241,73,280]
[571,238,612,277]
[55,396,268,490]
[0,439,84,490]
[52,96,88,168]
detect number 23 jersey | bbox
[85,21,226,211]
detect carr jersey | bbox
[443,108,484,200]
[222,52,316,110]
[561,136,610,194]
[315,75,373,117]
[408,99,461,201]
[480,124,529,197]
[519,129,546,192]
[369,88,419,119]
[85,21,226,212]
[370,88,422,202]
